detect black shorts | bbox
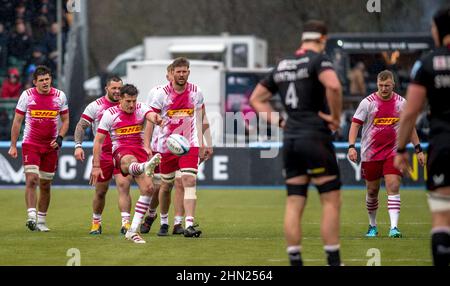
[283,136,341,180]
[426,134,450,191]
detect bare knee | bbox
[26,175,39,189]
[181,175,196,187]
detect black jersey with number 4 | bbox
[411,45,450,136]
[261,49,335,138]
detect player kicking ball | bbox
[91,84,162,244]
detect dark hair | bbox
[106,75,122,86]
[303,20,328,37]
[32,65,52,80]
[120,84,138,97]
[433,7,450,44]
[377,70,394,82]
[171,57,190,69]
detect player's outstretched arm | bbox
[73,119,91,161]
[146,112,162,126]
[8,112,24,158]
[143,121,154,157]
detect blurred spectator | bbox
[0,23,8,76]
[22,45,54,89]
[31,15,49,50]
[1,67,22,99]
[15,2,33,24]
[348,62,367,98]
[0,108,10,140]
[0,0,16,30]
[44,22,61,66]
[7,21,32,63]
[38,3,55,24]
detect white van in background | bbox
[83,34,267,97]
[83,45,144,97]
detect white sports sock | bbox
[174,216,183,225]
[160,213,169,225]
[37,211,47,224]
[27,208,37,220]
[92,213,102,223]
[366,195,378,226]
[148,208,157,217]
[388,194,401,229]
[128,162,144,176]
[130,196,150,232]
[185,216,194,228]
[121,212,130,224]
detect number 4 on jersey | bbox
[285,82,299,109]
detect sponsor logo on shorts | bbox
[30,110,58,118]
[373,117,399,125]
[307,167,326,175]
[116,125,142,135]
[167,109,194,118]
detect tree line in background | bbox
[87,0,445,76]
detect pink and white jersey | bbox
[149,83,204,153]
[81,96,118,152]
[97,103,152,153]
[145,85,164,152]
[352,92,406,162]
[15,87,68,147]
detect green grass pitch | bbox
[0,188,432,266]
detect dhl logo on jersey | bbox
[167,109,194,118]
[30,110,58,118]
[373,117,399,125]
[116,125,142,135]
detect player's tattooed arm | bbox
[74,119,91,162]
[74,119,91,144]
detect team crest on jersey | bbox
[167,109,194,118]
[373,117,399,125]
[116,125,142,135]
[30,110,58,118]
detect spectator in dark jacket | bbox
[8,21,33,62]
[0,23,8,75]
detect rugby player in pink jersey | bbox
[149,57,213,238]
[74,75,133,235]
[348,70,425,238]
[8,65,69,232]
[141,64,194,236]
[92,84,162,244]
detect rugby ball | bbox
[167,134,190,156]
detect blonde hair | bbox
[377,70,394,82]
